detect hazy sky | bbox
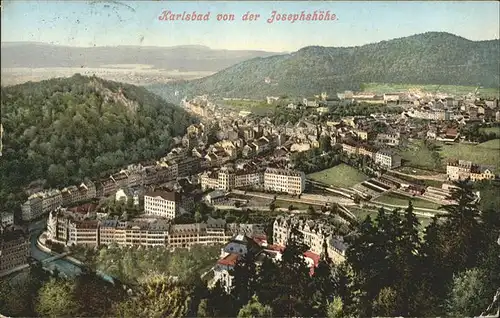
[2,1,499,51]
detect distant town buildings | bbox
[446,160,496,182]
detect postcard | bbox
[1,1,499,317]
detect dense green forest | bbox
[1,181,498,317]
[149,32,500,100]
[0,74,196,213]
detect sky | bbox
[1,1,499,51]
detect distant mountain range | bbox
[148,32,500,100]
[0,42,279,72]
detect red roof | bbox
[252,235,267,246]
[445,128,458,137]
[266,244,285,253]
[217,253,239,267]
[303,251,320,267]
[303,251,321,276]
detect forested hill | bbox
[0,74,196,209]
[149,32,500,100]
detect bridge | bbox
[40,252,71,264]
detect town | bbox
[2,87,498,293]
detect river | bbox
[28,219,113,282]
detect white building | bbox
[273,215,347,264]
[263,168,306,194]
[446,160,496,182]
[144,190,192,220]
[21,194,43,221]
[375,150,402,169]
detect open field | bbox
[439,141,500,172]
[479,127,500,137]
[307,164,369,188]
[395,166,437,176]
[478,139,500,149]
[399,139,500,173]
[274,200,322,210]
[373,192,442,210]
[398,140,439,171]
[361,82,500,99]
[218,99,276,116]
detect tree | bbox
[372,287,397,317]
[310,239,337,316]
[74,269,126,317]
[231,249,258,308]
[393,201,422,315]
[194,211,203,223]
[446,268,491,317]
[273,227,312,317]
[115,274,192,318]
[327,296,344,318]
[237,295,273,318]
[439,180,483,272]
[197,298,210,317]
[307,205,316,215]
[35,278,80,317]
[269,202,276,212]
[319,136,333,153]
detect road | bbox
[29,228,82,278]
[389,170,447,182]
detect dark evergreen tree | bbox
[230,248,258,308]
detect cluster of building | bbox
[46,206,265,249]
[341,141,402,169]
[446,160,496,182]
[212,214,347,291]
[0,226,30,276]
[201,166,305,195]
[402,96,500,123]
[21,181,96,221]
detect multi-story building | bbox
[375,149,402,169]
[201,167,264,191]
[200,171,220,191]
[358,145,376,159]
[168,219,231,249]
[61,181,96,207]
[0,212,14,232]
[0,226,30,274]
[67,220,99,246]
[341,143,358,156]
[263,168,305,195]
[41,189,63,215]
[123,221,169,247]
[375,132,401,147]
[21,194,43,221]
[47,209,231,249]
[144,190,194,220]
[273,215,346,264]
[213,234,263,291]
[177,157,201,178]
[446,160,496,182]
[100,178,118,197]
[218,167,236,191]
[235,169,264,189]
